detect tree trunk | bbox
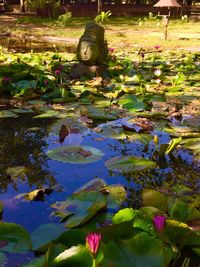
[97,0,102,14]
[20,0,25,12]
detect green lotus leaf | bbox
[102,232,173,267]
[50,245,92,267]
[49,118,88,136]
[0,222,31,253]
[47,145,104,164]
[34,110,60,118]
[164,219,200,246]
[51,191,107,228]
[99,125,126,140]
[21,256,45,267]
[169,200,200,222]
[0,110,18,118]
[112,208,139,224]
[142,189,168,212]
[5,166,27,179]
[31,223,66,251]
[105,156,156,173]
[74,178,106,195]
[118,95,145,112]
[83,106,118,121]
[106,185,127,210]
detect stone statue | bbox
[77,22,108,66]
[70,22,108,79]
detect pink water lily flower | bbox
[108,47,115,53]
[86,232,102,256]
[55,69,61,75]
[154,45,160,50]
[3,77,11,83]
[44,79,49,86]
[153,215,166,233]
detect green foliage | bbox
[137,12,161,27]
[57,12,72,27]
[31,223,65,251]
[26,0,61,18]
[95,11,112,24]
[47,145,104,164]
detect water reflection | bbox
[0,114,56,192]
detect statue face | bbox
[78,41,99,64]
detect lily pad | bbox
[0,110,18,118]
[5,166,27,179]
[0,222,31,253]
[105,156,156,173]
[51,244,92,267]
[31,223,66,251]
[34,110,60,118]
[47,146,104,164]
[142,189,168,212]
[102,232,173,267]
[51,191,107,228]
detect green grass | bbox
[0,14,200,50]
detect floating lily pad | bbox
[34,110,60,118]
[105,156,156,173]
[49,118,88,136]
[51,191,107,228]
[47,145,104,164]
[0,110,18,118]
[142,189,168,212]
[74,178,107,195]
[5,166,27,179]
[98,125,126,140]
[83,106,118,121]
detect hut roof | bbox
[154,0,181,7]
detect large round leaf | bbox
[102,232,173,267]
[51,191,107,228]
[142,189,168,212]
[105,156,156,173]
[47,146,104,164]
[50,245,92,267]
[31,223,66,251]
[0,222,31,253]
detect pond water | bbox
[0,107,199,266]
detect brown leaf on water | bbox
[0,240,8,249]
[135,118,154,132]
[79,149,92,157]
[59,125,69,144]
[187,219,200,231]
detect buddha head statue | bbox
[77,22,108,66]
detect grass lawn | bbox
[0,14,200,51]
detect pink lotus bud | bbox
[86,232,101,256]
[153,215,166,233]
[44,79,49,86]
[109,47,115,53]
[154,45,160,50]
[55,69,61,75]
[3,77,11,83]
[58,64,64,70]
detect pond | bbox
[0,46,199,266]
[0,102,199,266]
